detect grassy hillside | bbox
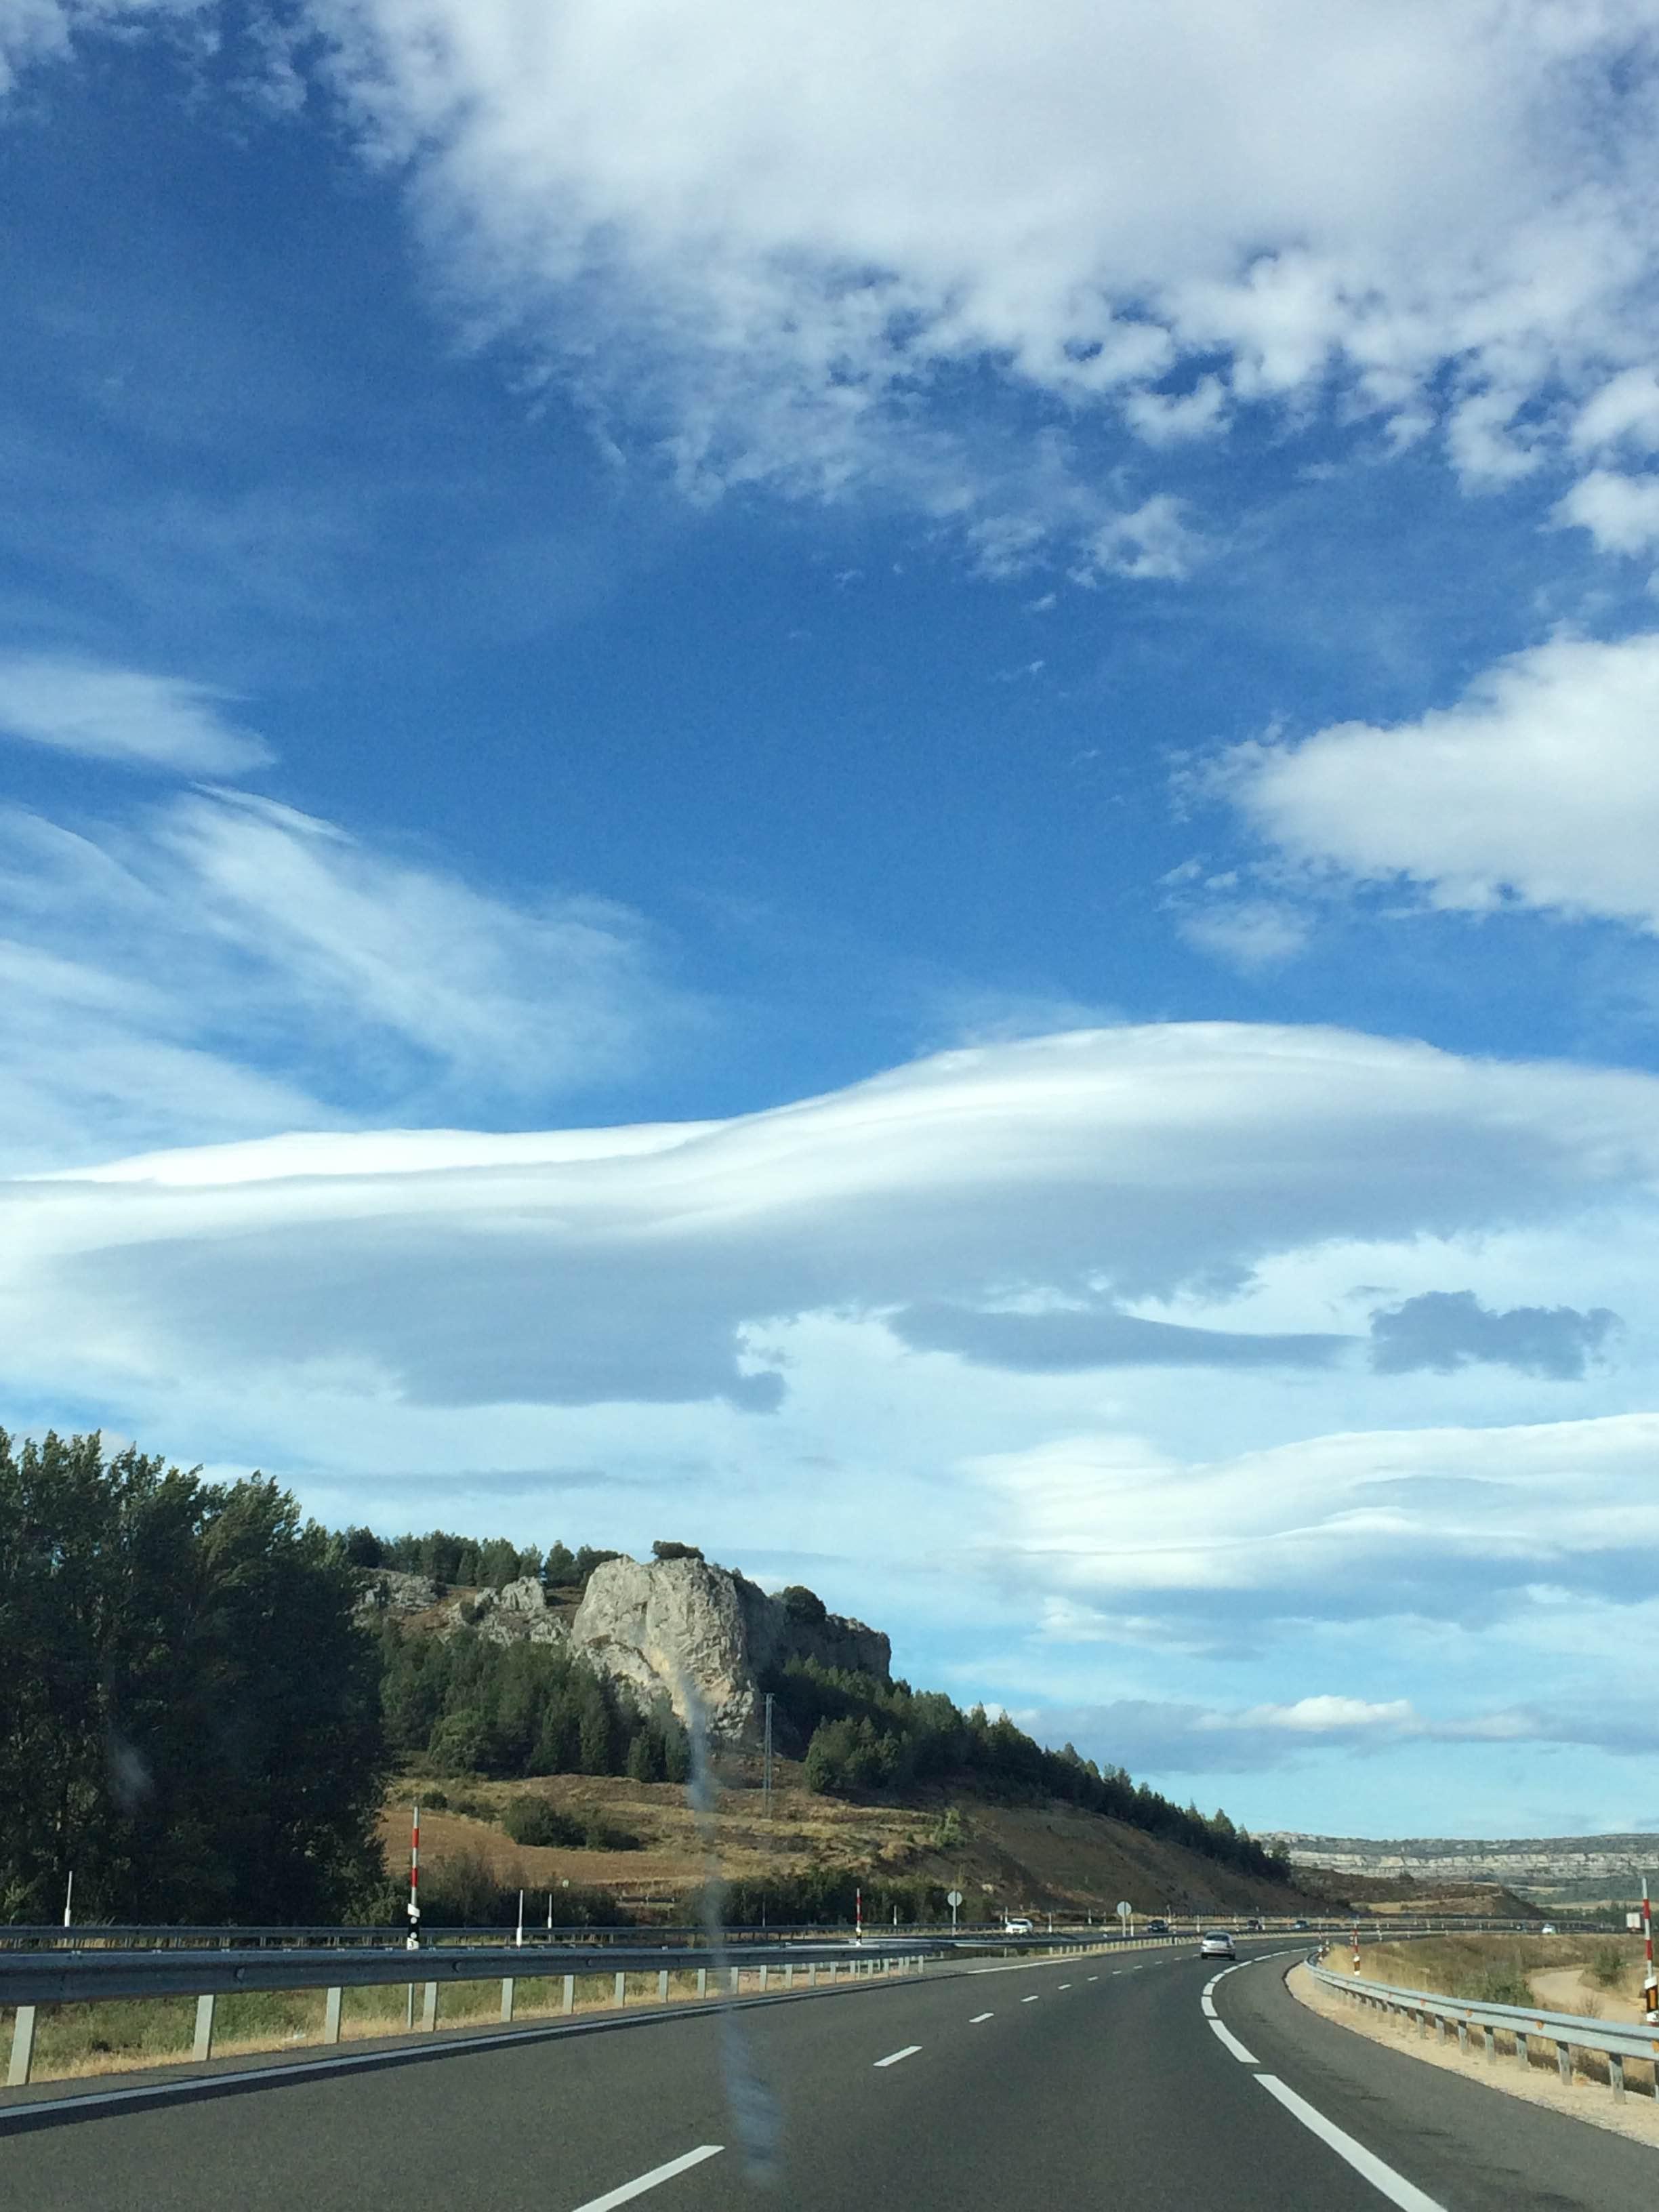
[381,1760,1331,1923]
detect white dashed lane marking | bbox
[874,2045,922,2069]
[969,2012,994,2024]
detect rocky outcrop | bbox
[354,1568,441,1617]
[569,1554,890,1742]
[469,1575,570,1646]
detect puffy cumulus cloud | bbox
[0,655,273,774]
[1368,1289,1618,1379]
[1218,631,1659,933]
[268,0,1659,546]
[0,787,677,1169]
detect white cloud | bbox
[1219,630,1659,932]
[1553,468,1659,554]
[0,787,678,1168]
[1176,899,1309,972]
[1571,367,1659,455]
[0,655,274,773]
[9,1017,1659,1801]
[1073,496,1202,583]
[276,0,1659,544]
[0,1,203,96]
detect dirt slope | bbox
[381,1765,1330,1919]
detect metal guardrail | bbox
[1307,1955,1659,2103]
[0,1929,1126,2092]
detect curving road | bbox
[1,1944,1651,2209]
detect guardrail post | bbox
[1610,2053,1626,2100]
[562,1974,575,2015]
[759,1965,769,1992]
[1483,2026,1496,2060]
[1556,2041,1572,2085]
[6,2005,36,2087]
[422,1982,438,2032]
[729,1965,740,1994]
[808,1964,817,1988]
[613,1971,627,2008]
[324,1986,344,2045]
[785,1965,794,1990]
[1514,2031,1528,2069]
[657,1969,669,2003]
[192,1993,216,2062]
[500,1978,515,2024]
[696,1967,708,1998]
[1456,2020,1469,2055]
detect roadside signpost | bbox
[1115,1900,1133,1938]
[947,1888,964,1932]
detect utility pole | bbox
[62,1870,73,1930]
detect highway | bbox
[3,1944,1652,2209]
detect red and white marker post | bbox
[1351,1925,1361,1973]
[406,1801,422,1950]
[855,1885,863,1944]
[1643,1877,1656,2022]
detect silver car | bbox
[1199,1929,1236,1959]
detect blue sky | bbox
[9,3,1659,1841]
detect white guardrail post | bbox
[1309,1957,1659,2106]
[0,1930,991,2087]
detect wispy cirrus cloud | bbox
[0,785,681,1169]
[0,654,274,774]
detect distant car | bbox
[1540,1923,1557,1936]
[1145,1917,1170,1934]
[1200,1929,1237,1959]
[1004,1915,1035,1935]
[1245,1917,1265,1932]
[1292,1918,1310,1930]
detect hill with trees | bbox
[1,1433,1292,1923]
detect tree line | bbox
[1,1433,1286,1923]
[773,1656,1288,1883]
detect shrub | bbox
[502,1797,583,1847]
[780,1584,827,1626]
[581,1814,642,1851]
[1591,1944,1627,1990]
[651,1540,704,1563]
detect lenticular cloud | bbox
[9,1021,1659,1410]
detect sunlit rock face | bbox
[571,1554,890,1742]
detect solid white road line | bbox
[1208,2019,1259,2066]
[569,2145,724,2211]
[874,2045,922,2068]
[970,2011,994,2024]
[1021,1994,1040,2005]
[1256,2076,1448,2212]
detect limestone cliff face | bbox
[468,1575,571,1646]
[570,1555,890,1742]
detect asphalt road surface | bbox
[3,1944,1652,2209]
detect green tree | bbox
[0,1431,387,1923]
